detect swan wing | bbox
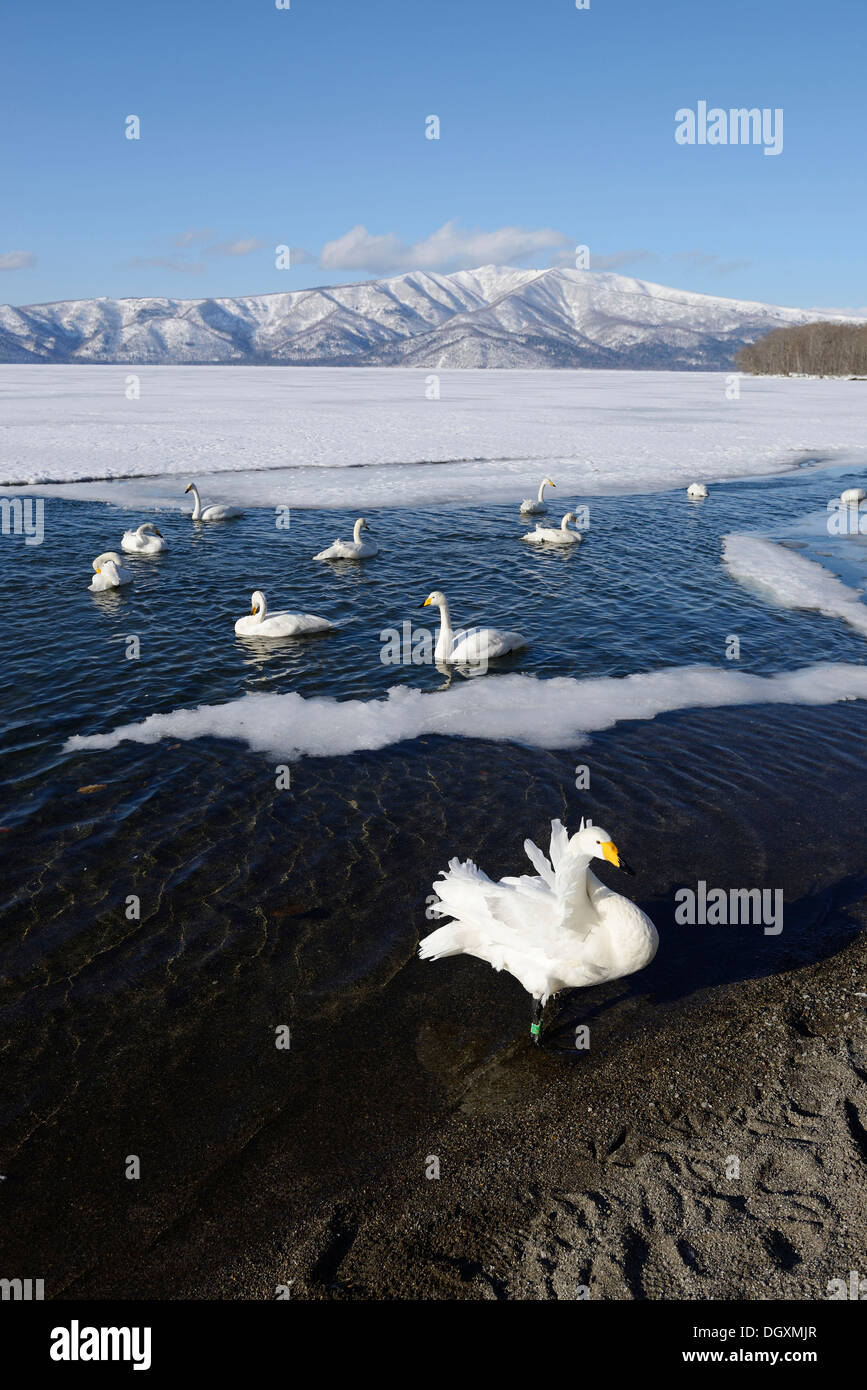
[482,628,526,658]
[420,856,564,998]
[203,504,243,521]
[285,612,333,633]
[314,538,354,559]
[434,856,560,931]
[547,819,572,874]
[521,835,556,887]
[449,627,526,662]
[511,820,594,943]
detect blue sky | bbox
[1,0,864,310]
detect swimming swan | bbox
[121,523,167,554]
[687,483,708,499]
[88,553,132,591]
[314,518,379,561]
[520,478,556,514]
[185,483,244,521]
[234,589,333,638]
[523,512,583,547]
[419,818,658,1044]
[422,589,527,665]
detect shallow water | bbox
[2,465,867,1292]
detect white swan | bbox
[121,523,167,554]
[520,478,556,514]
[419,818,658,1044]
[687,482,708,499]
[422,589,527,665]
[234,589,333,638]
[88,552,132,591]
[314,518,379,561]
[185,482,244,522]
[841,487,866,504]
[522,511,583,547]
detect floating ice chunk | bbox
[65,662,867,764]
[722,533,867,637]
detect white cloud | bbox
[320,220,571,273]
[810,305,867,320]
[675,250,752,276]
[593,249,657,272]
[123,234,264,275]
[126,256,204,274]
[0,250,36,271]
[205,236,263,258]
[547,247,657,272]
[173,228,213,248]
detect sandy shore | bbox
[68,927,865,1301]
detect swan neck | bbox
[568,851,594,906]
[353,519,363,543]
[257,593,268,621]
[435,599,453,658]
[189,484,202,519]
[538,480,546,501]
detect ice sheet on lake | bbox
[723,534,867,637]
[2,365,866,510]
[65,662,867,763]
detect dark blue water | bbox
[2,465,866,1295]
[4,467,867,778]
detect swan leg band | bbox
[530,1022,541,1037]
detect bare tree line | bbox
[737,322,867,376]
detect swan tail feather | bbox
[418,922,561,1001]
[418,924,469,960]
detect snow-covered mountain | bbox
[0,266,860,369]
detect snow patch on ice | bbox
[2,366,867,508]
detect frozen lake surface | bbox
[2,365,866,510]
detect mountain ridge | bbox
[1,265,862,369]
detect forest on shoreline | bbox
[737,321,867,376]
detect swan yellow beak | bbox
[601,840,635,875]
[423,596,432,607]
[95,567,101,574]
[548,479,556,487]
